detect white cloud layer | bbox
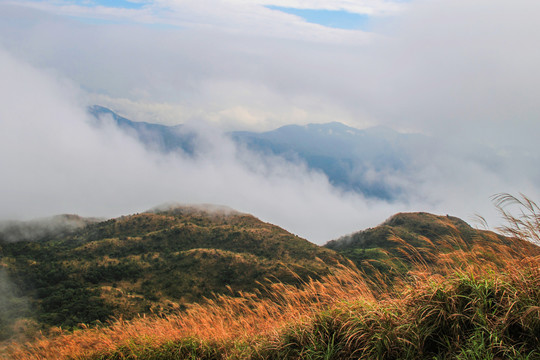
[0,48,405,243]
[3,0,375,43]
[1,0,540,243]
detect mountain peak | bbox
[382,212,472,232]
[270,122,363,137]
[148,203,242,217]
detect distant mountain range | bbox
[88,105,429,200]
[88,105,197,154]
[231,122,428,200]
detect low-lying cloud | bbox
[2,46,537,244]
[0,48,403,243]
[1,0,540,243]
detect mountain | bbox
[0,205,343,339]
[231,123,427,199]
[325,212,540,277]
[88,105,196,154]
[88,106,428,200]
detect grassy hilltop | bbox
[326,211,540,279]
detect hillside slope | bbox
[3,208,538,346]
[0,205,343,339]
[325,212,540,276]
[3,208,540,360]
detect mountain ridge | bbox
[88,105,427,200]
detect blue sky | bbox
[266,6,371,31]
[48,0,391,31]
[73,0,146,9]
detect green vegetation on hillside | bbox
[0,206,343,340]
[325,211,540,279]
[2,195,540,360]
[4,254,540,360]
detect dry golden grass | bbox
[3,236,537,360]
[0,265,375,360]
[3,193,540,359]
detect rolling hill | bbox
[2,205,540,359]
[0,205,343,340]
[325,212,540,278]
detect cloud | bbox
[0,267,32,337]
[0,2,374,130]
[353,0,540,219]
[3,0,375,42]
[0,48,405,243]
[362,0,540,144]
[254,0,404,15]
[1,0,540,244]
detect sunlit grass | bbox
[4,243,539,359]
[2,194,540,359]
[0,266,374,359]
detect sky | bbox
[1,0,539,243]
